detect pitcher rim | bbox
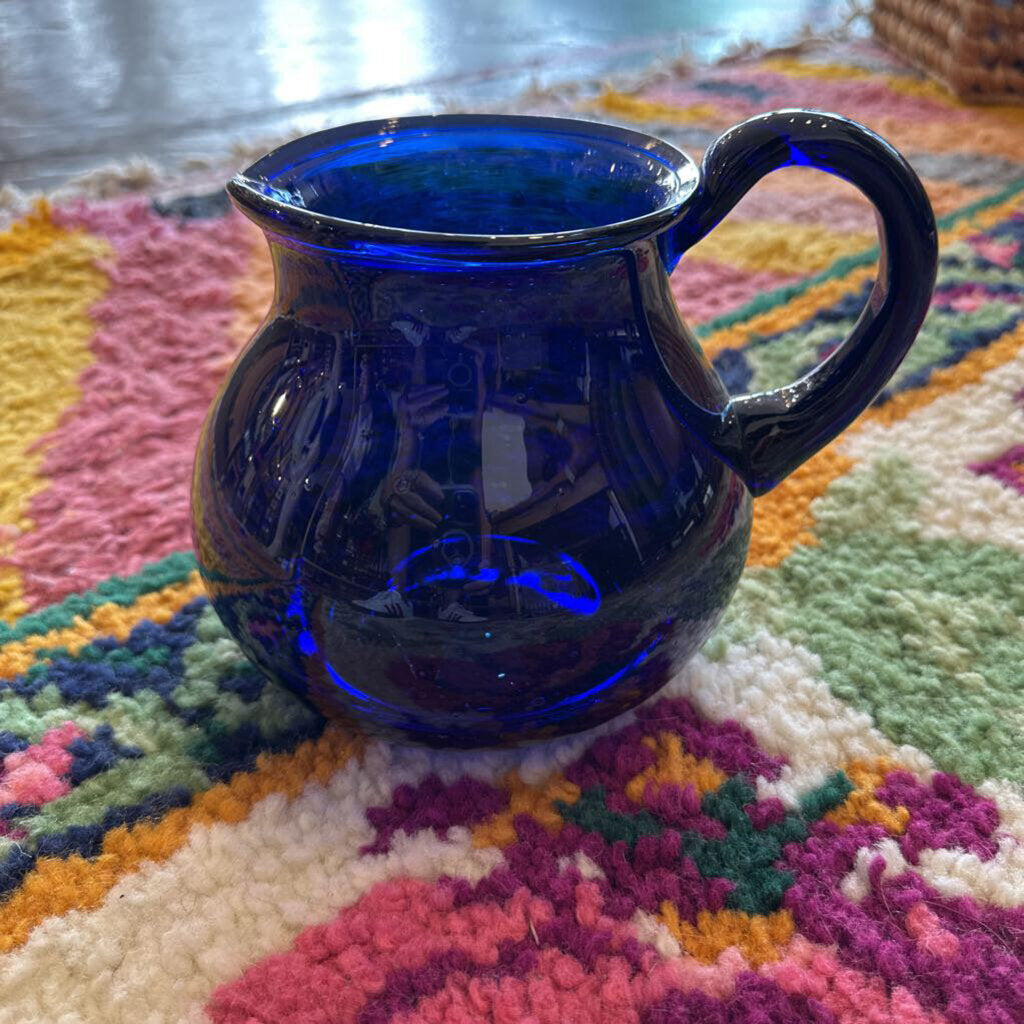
[226,114,701,262]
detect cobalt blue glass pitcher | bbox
[192,111,937,746]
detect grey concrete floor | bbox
[1,0,851,191]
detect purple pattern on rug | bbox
[565,699,786,794]
[450,815,733,925]
[614,780,729,838]
[877,769,1001,862]
[782,820,1024,1022]
[358,943,539,1024]
[361,774,506,854]
[641,973,836,1024]
[932,281,1024,313]
[970,446,1024,496]
[745,798,789,831]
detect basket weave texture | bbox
[873,0,1024,103]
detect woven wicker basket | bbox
[872,0,1024,104]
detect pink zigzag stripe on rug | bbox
[206,877,722,1024]
[723,186,873,232]
[9,200,251,609]
[644,68,974,126]
[671,261,802,324]
[206,875,951,1024]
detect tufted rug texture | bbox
[1,40,1024,1024]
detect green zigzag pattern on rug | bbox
[708,453,1024,785]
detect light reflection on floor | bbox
[1,0,854,190]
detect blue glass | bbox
[193,111,937,746]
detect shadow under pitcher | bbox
[192,111,937,746]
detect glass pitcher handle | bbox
[658,110,938,496]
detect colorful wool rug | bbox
[2,39,1024,1024]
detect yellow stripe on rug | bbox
[587,89,729,128]
[688,219,876,276]
[700,188,1024,358]
[761,55,1024,125]
[0,203,110,623]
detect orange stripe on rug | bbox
[0,573,206,680]
[872,114,1024,163]
[658,903,795,967]
[747,317,1024,567]
[747,445,855,568]
[0,723,362,954]
[226,217,274,360]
